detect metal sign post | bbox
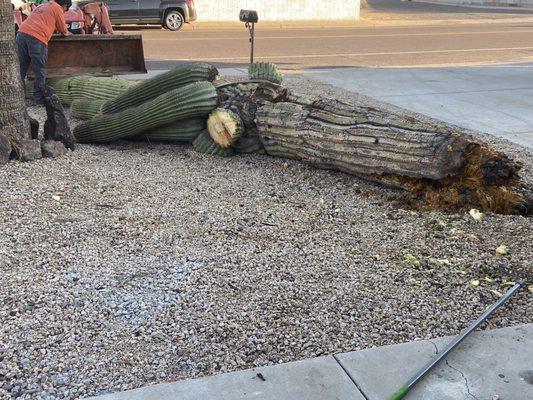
[246,22,255,64]
[239,10,258,65]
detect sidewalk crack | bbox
[445,360,479,400]
[428,340,439,356]
[333,354,370,400]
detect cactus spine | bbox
[192,131,234,157]
[101,63,219,114]
[74,81,218,143]
[248,62,283,84]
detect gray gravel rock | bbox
[17,139,42,162]
[0,86,531,399]
[41,140,67,158]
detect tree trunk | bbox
[0,0,31,163]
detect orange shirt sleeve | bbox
[54,4,68,35]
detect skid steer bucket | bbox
[45,34,147,77]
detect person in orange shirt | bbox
[16,0,71,104]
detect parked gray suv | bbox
[108,0,197,31]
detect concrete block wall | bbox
[194,0,360,22]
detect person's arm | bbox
[54,4,70,36]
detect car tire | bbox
[163,10,184,31]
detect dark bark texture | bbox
[0,0,31,162]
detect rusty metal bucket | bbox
[45,34,147,77]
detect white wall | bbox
[421,0,533,6]
[194,0,360,22]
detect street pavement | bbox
[337,323,533,400]
[90,324,533,400]
[138,22,533,71]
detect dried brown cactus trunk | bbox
[254,95,528,214]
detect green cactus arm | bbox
[70,99,106,120]
[74,81,218,143]
[248,62,283,84]
[192,130,234,157]
[101,63,219,114]
[31,76,136,106]
[132,118,205,142]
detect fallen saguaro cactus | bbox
[101,63,219,114]
[210,81,281,154]
[207,108,244,148]
[67,76,136,103]
[47,77,77,105]
[255,98,465,182]
[74,81,218,143]
[65,62,530,215]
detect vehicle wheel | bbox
[164,10,184,31]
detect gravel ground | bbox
[0,76,532,399]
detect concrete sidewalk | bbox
[306,63,533,148]
[89,324,532,400]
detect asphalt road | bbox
[118,0,533,70]
[138,22,533,70]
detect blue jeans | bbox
[16,32,48,103]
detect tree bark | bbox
[0,0,31,163]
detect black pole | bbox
[250,23,255,64]
[387,280,526,400]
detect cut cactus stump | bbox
[207,108,244,148]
